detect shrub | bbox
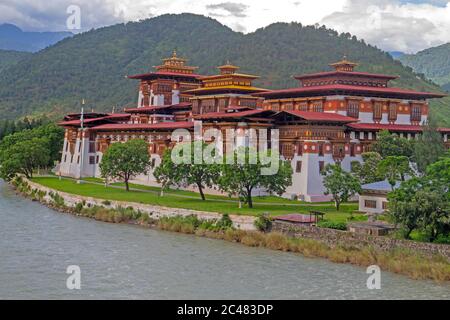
[74,202,84,213]
[216,213,233,231]
[102,200,111,206]
[317,221,347,230]
[254,213,272,232]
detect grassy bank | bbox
[13,176,450,282]
[32,177,362,223]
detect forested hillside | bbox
[399,43,450,94]
[0,14,448,125]
[0,50,31,72]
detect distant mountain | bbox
[399,43,450,93]
[389,51,405,59]
[0,23,72,52]
[0,49,31,71]
[0,14,448,126]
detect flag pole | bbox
[77,100,85,184]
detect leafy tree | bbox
[153,142,221,200]
[218,147,292,208]
[426,152,450,192]
[413,121,446,174]
[377,156,412,190]
[100,139,150,191]
[415,187,449,242]
[321,164,361,211]
[372,130,414,159]
[153,150,178,197]
[388,178,424,239]
[388,177,449,241]
[0,138,50,180]
[0,123,63,165]
[351,152,384,184]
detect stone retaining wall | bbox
[26,179,257,231]
[272,221,450,260]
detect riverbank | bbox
[12,176,450,282]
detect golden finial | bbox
[172,49,177,58]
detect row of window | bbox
[364,200,388,210]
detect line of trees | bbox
[100,140,293,209]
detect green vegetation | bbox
[378,156,411,189]
[31,176,360,222]
[322,164,361,211]
[372,130,414,159]
[0,49,31,72]
[0,14,448,126]
[154,143,221,200]
[413,121,446,173]
[388,153,450,242]
[0,123,64,180]
[0,116,52,141]
[218,148,293,208]
[351,152,384,184]
[100,139,150,191]
[399,43,450,92]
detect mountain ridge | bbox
[0,23,72,52]
[399,43,450,93]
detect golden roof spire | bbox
[330,55,359,72]
[218,61,240,75]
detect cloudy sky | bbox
[1,0,449,53]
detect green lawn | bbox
[32,177,361,221]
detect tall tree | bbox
[351,152,384,184]
[372,130,414,159]
[322,164,361,211]
[0,138,50,180]
[153,142,221,200]
[100,139,150,191]
[413,120,446,174]
[377,156,412,190]
[218,148,292,208]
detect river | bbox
[0,180,449,299]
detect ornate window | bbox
[411,104,422,121]
[298,102,308,111]
[389,103,398,121]
[373,102,382,121]
[311,100,323,112]
[365,200,377,209]
[347,100,359,118]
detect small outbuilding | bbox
[358,180,400,214]
[273,212,324,226]
[347,221,396,236]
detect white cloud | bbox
[321,0,450,53]
[0,0,449,52]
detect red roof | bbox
[124,103,192,113]
[194,109,273,120]
[127,71,203,80]
[347,123,424,132]
[275,110,358,123]
[256,84,446,99]
[91,121,194,131]
[59,113,130,126]
[294,71,398,80]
